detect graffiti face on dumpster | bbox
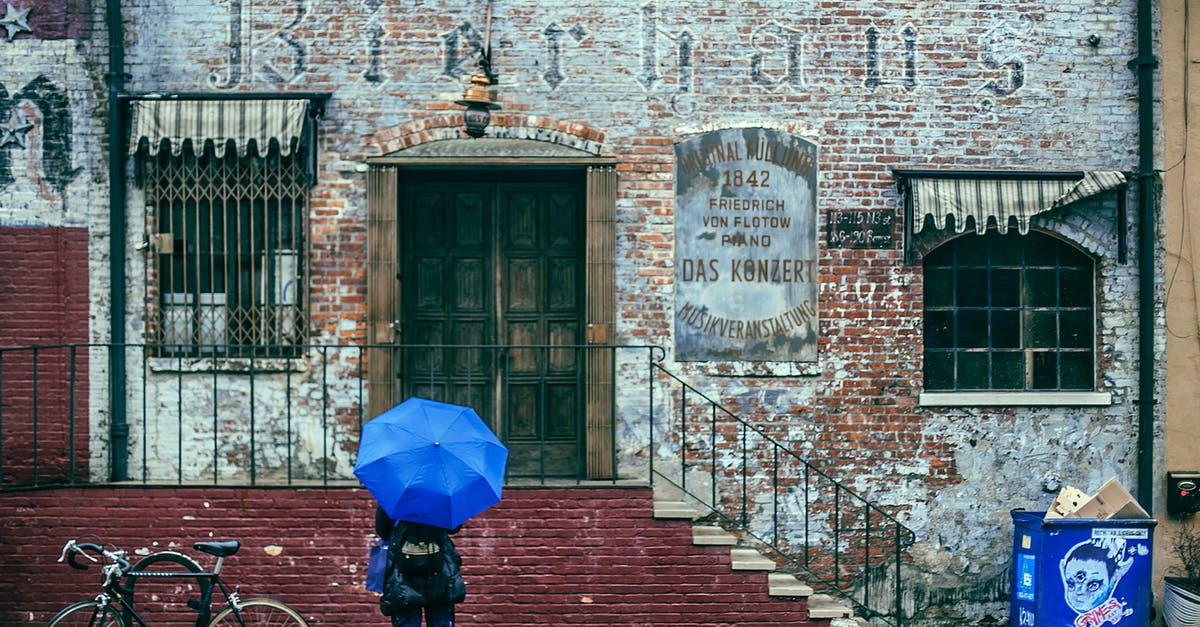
[1058,537,1137,627]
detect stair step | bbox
[767,572,814,597]
[807,594,854,619]
[653,500,696,520]
[729,548,777,571]
[692,525,737,545]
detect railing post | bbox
[648,350,655,485]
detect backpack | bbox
[391,523,445,577]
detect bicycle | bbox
[45,537,310,627]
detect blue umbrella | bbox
[354,397,508,529]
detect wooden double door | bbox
[398,170,585,478]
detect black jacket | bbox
[376,507,466,615]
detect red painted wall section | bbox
[0,226,89,348]
[0,487,823,626]
[0,227,91,487]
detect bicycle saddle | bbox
[194,540,241,557]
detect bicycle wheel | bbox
[44,599,130,627]
[207,598,309,627]
[123,550,212,618]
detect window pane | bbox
[991,235,1022,265]
[957,270,988,306]
[1025,237,1058,266]
[925,268,954,307]
[992,351,1023,389]
[1060,352,1093,389]
[924,351,954,390]
[1060,269,1092,307]
[925,310,954,349]
[958,352,989,389]
[958,239,987,265]
[1031,351,1057,389]
[1060,311,1093,349]
[991,269,1019,307]
[992,310,1020,348]
[1026,311,1058,348]
[1025,269,1057,307]
[958,311,988,348]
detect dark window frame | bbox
[140,142,310,358]
[922,230,1096,392]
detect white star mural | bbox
[1,3,32,42]
[0,108,34,149]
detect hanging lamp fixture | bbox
[455,0,501,138]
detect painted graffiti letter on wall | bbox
[674,128,819,362]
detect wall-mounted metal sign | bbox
[674,127,818,362]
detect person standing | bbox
[375,505,466,627]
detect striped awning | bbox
[128,99,310,158]
[909,170,1127,234]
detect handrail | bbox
[0,342,656,489]
[648,360,914,626]
[2,341,913,623]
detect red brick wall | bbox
[0,227,89,348]
[0,486,823,626]
[0,227,91,487]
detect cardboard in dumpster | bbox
[1044,477,1149,519]
[1044,485,1089,519]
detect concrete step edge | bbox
[692,525,738,545]
[767,572,814,597]
[729,547,777,571]
[653,500,697,519]
[807,593,854,619]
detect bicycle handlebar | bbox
[57,539,131,572]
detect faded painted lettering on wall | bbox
[674,127,818,362]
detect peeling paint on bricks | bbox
[0,1,1160,625]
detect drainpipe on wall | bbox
[1133,0,1158,513]
[106,0,128,481]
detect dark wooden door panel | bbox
[402,173,583,478]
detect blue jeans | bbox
[391,604,455,627]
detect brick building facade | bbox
[0,0,1167,623]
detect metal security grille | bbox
[923,231,1095,391]
[142,148,309,357]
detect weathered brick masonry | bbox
[0,0,1160,623]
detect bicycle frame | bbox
[120,567,243,627]
[67,556,248,627]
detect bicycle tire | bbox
[44,599,130,627]
[123,550,212,611]
[207,598,309,626]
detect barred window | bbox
[141,146,309,358]
[923,231,1095,391]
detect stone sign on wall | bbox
[674,127,818,362]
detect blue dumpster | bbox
[1010,510,1156,627]
[1008,509,1156,619]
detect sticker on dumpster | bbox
[1091,528,1148,540]
[1016,553,1036,601]
[1059,536,1150,627]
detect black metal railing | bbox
[0,343,656,489]
[1,341,913,621]
[648,359,915,626]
